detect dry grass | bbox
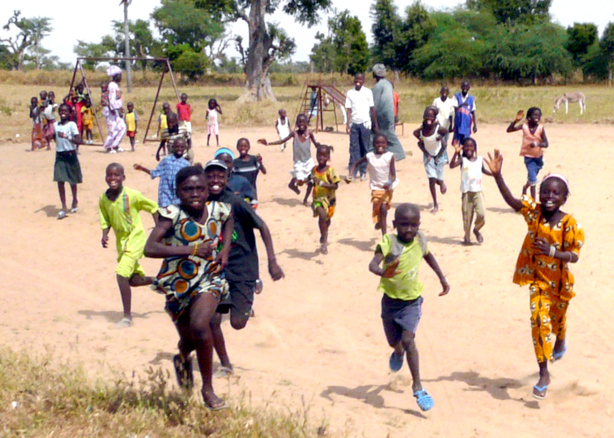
[0,347,330,437]
[2,72,613,145]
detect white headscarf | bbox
[107,65,122,77]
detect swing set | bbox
[68,57,180,146]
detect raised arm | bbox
[259,131,293,146]
[484,149,523,211]
[133,163,151,175]
[506,110,524,133]
[449,143,462,168]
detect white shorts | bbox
[290,158,315,182]
[180,121,192,134]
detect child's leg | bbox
[302,181,313,206]
[155,141,165,161]
[288,177,300,194]
[530,185,537,200]
[461,192,472,243]
[69,184,78,210]
[378,202,388,236]
[428,178,439,212]
[472,192,485,243]
[207,134,211,146]
[530,285,555,397]
[215,135,219,147]
[130,136,136,151]
[550,297,569,358]
[116,274,133,320]
[186,292,225,409]
[401,329,423,393]
[57,182,67,211]
[315,206,329,253]
[210,312,233,371]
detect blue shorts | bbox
[524,156,544,185]
[381,295,423,346]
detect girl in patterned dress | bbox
[485,149,584,401]
[144,165,234,410]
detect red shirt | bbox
[393,92,399,117]
[176,102,191,122]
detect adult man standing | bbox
[345,73,378,180]
[372,64,406,162]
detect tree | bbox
[0,11,52,70]
[73,40,115,70]
[196,0,331,101]
[566,23,598,66]
[601,23,614,85]
[396,1,436,74]
[467,0,550,24]
[371,0,402,70]
[310,31,336,73]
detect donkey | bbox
[553,91,586,114]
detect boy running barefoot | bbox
[369,203,449,412]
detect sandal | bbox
[213,365,234,378]
[414,389,434,411]
[173,354,194,390]
[532,384,548,400]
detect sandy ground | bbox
[1,122,613,437]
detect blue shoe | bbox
[389,350,404,372]
[552,343,567,361]
[533,384,548,400]
[414,389,434,411]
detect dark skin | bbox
[346,73,379,134]
[506,109,549,199]
[439,87,454,132]
[484,149,577,399]
[179,94,192,148]
[155,103,172,160]
[134,140,187,176]
[454,81,478,135]
[237,139,267,174]
[144,173,233,410]
[312,148,338,254]
[449,139,492,244]
[207,100,222,147]
[205,166,284,373]
[258,115,318,205]
[348,135,396,235]
[369,207,449,393]
[413,108,449,213]
[56,106,80,213]
[101,166,157,321]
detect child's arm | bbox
[258,131,293,146]
[423,252,450,296]
[383,156,396,190]
[506,110,524,133]
[484,149,523,211]
[539,128,549,149]
[369,252,401,278]
[135,115,138,134]
[412,127,421,140]
[133,164,151,175]
[275,119,280,134]
[449,144,462,168]
[101,227,111,248]
[144,217,215,258]
[309,131,320,148]
[481,161,492,176]
[256,220,285,280]
[216,104,223,114]
[471,110,477,133]
[348,156,368,181]
[257,154,267,175]
[215,214,234,270]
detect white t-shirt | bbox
[366,151,398,190]
[432,97,455,130]
[55,121,79,152]
[345,86,374,125]
[460,156,483,193]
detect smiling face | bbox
[461,81,470,96]
[440,87,449,100]
[205,167,228,197]
[354,73,365,90]
[296,114,308,133]
[105,165,125,191]
[394,206,421,244]
[181,93,188,104]
[237,139,250,158]
[539,178,567,214]
[178,174,208,213]
[172,139,187,157]
[373,135,388,154]
[316,147,330,167]
[58,105,71,122]
[527,108,542,124]
[463,138,477,159]
[423,108,437,127]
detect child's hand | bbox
[257,153,263,163]
[268,259,284,281]
[195,242,215,259]
[439,280,450,296]
[515,110,524,122]
[453,144,462,155]
[532,237,551,256]
[257,139,268,146]
[382,259,401,278]
[484,149,503,176]
[101,235,109,248]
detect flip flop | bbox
[389,350,404,372]
[57,210,66,220]
[206,399,227,411]
[173,354,194,390]
[70,207,78,214]
[213,365,234,378]
[414,389,434,411]
[552,343,567,361]
[533,384,548,400]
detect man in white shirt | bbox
[432,85,455,162]
[345,73,378,179]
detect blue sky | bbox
[1,0,613,65]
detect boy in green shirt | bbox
[100,163,158,327]
[369,203,449,412]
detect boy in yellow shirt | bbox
[125,102,138,151]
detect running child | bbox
[506,107,549,200]
[144,165,234,410]
[348,133,397,235]
[176,93,192,148]
[134,138,190,208]
[204,159,284,377]
[452,80,477,146]
[54,103,81,219]
[81,99,94,144]
[368,203,449,412]
[233,138,266,207]
[125,102,138,151]
[214,148,255,205]
[30,96,45,150]
[100,163,158,327]
[311,144,340,254]
[484,149,584,401]
[413,106,448,213]
[258,113,319,205]
[275,108,290,151]
[206,98,222,147]
[449,137,491,245]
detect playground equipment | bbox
[68,57,179,146]
[297,83,347,133]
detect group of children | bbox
[34,74,583,413]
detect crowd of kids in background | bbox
[30,66,583,412]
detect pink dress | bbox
[207,109,219,135]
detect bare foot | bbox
[473,229,484,244]
[430,205,439,214]
[303,199,310,207]
[319,243,328,255]
[461,238,472,246]
[289,184,300,195]
[440,181,447,194]
[374,222,381,230]
[202,390,226,411]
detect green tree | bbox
[310,31,336,73]
[601,23,614,85]
[166,44,210,80]
[195,0,331,101]
[396,1,436,74]
[370,0,402,69]
[73,40,115,70]
[0,11,53,70]
[566,23,598,66]
[467,0,551,25]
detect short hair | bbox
[424,105,439,116]
[373,133,388,144]
[527,107,542,118]
[395,203,420,221]
[167,112,178,123]
[236,137,250,148]
[316,144,334,154]
[58,103,72,113]
[296,113,308,122]
[176,164,204,187]
[106,162,124,175]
